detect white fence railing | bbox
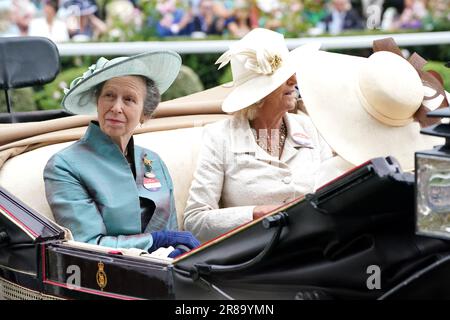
[57,31,450,56]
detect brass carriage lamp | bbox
[416,107,450,239]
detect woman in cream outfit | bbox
[184,28,333,242]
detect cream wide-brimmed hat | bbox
[62,50,181,115]
[216,28,320,113]
[297,50,447,171]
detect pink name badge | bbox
[143,177,162,191]
[292,132,314,148]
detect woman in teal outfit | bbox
[44,50,199,258]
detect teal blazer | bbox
[44,122,178,251]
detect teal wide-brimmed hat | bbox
[62,50,182,115]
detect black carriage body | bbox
[0,187,61,298]
[1,243,176,300]
[2,157,450,300]
[173,157,450,300]
[0,188,175,300]
[43,244,174,300]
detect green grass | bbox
[33,66,88,110]
[424,61,450,92]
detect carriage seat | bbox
[0,113,353,233]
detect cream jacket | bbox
[184,113,333,242]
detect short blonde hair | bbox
[232,100,263,120]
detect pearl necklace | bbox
[251,121,287,159]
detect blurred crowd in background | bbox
[0,0,448,43]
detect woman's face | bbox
[263,74,298,113]
[200,0,214,16]
[44,4,56,18]
[97,76,146,141]
[235,8,249,20]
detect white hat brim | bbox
[297,50,444,171]
[222,43,320,113]
[62,50,181,115]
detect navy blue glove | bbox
[149,231,200,255]
[168,248,185,258]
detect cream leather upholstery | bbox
[0,126,205,230]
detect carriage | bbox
[1,36,450,300]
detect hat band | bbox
[232,56,289,88]
[355,81,413,127]
[233,71,261,87]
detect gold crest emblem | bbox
[96,262,107,291]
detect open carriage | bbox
[1,36,450,300]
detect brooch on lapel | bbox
[143,155,155,178]
[143,154,161,191]
[292,132,314,149]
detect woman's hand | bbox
[253,205,281,220]
[150,231,200,257]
